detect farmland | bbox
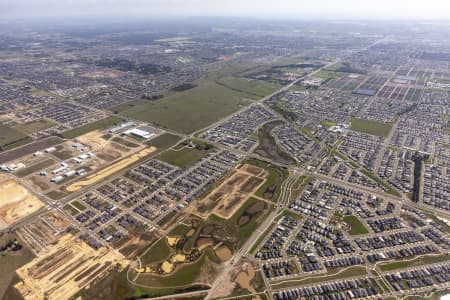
[216,76,282,99]
[119,81,252,134]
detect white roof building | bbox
[123,128,154,139]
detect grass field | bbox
[61,116,124,139]
[249,159,289,202]
[216,76,281,99]
[0,123,32,150]
[313,70,344,80]
[320,119,337,128]
[0,241,35,299]
[272,266,367,289]
[158,144,213,168]
[342,215,369,235]
[350,118,393,138]
[112,137,139,148]
[119,81,251,134]
[231,197,271,247]
[134,249,218,289]
[168,224,192,236]
[379,254,449,271]
[109,99,149,114]
[156,211,177,226]
[140,238,172,265]
[144,133,181,148]
[11,119,57,134]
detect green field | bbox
[140,238,172,265]
[0,239,35,298]
[119,81,251,134]
[342,215,369,235]
[112,137,139,148]
[231,197,271,247]
[272,266,367,289]
[320,119,337,127]
[71,200,86,211]
[350,118,393,138]
[216,76,281,99]
[249,159,289,202]
[313,70,344,80]
[109,99,149,114]
[0,123,32,150]
[134,249,218,289]
[144,133,181,149]
[11,118,57,134]
[158,142,213,168]
[61,116,124,139]
[168,224,192,236]
[379,254,449,271]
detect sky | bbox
[1,0,450,20]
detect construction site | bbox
[16,212,72,254]
[66,146,156,192]
[14,233,128,300]
[192,164,268,219]
[0,174,44,229]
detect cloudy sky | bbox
[1,0,450,19]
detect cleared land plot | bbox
[11,119,57,134]
[0,175,44,229]
[66,147,156,192]
[350,118,392,138]
[0,123,32,151]
[77,130,129,163]
[0,136,63,164]
[119,81,251,134]
[61,116,124,139]
[342,215,369,235]
[112,137,139,148]
[216,76,281,98]
[15,234,128,300]
[193,164,267,219]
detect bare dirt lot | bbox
[192,164,267,219]
[0,175,44,229]
[66,147,156,192]
[16,212,71,254]
[14,233,128,300]
[76,130,129,162]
